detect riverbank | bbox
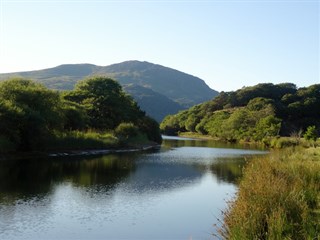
[47,144,159,157]
[178,132,217,140]
[0,143,160,161]
[220,147,320,239]
[178,131,319,149]
[0,131,161,161]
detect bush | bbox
[114,123,139,141]
[270,137,299,148]
[304,126,318,147]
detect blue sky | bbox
[0,0,319,91]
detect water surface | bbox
[0,136,266,239]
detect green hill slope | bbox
[96,61,218,108]
[161,83,320,142]
[123,84,184,122]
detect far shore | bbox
[0,143,160,161]
[48,144,159,157]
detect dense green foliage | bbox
[220,148,320,239]
[63,76,144,130]
[161,83,320,143]
[0,78,64,151]
[114,123,140,142]
[0,77,161,152]
[0,61,219,121]
[304,126,318,142]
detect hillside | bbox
[123,84,183,122]
[0,61,218,121]
[97,61,218,108]
[161,83,320,142]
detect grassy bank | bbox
[178,131,320,149]
[46,131,120,151]
[47,129,156,151]
[0,128,157,158]
[219,147,320,239]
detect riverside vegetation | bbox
[0,77,162,153]
[218,147,320,239]
[160,83,320,146]
[160,83,320,239]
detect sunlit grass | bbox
[220,147,320,239]
[47,130,119,150]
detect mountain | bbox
[0,61,218,121]
[0,64,99,90]
[123,84,184,122]
[96,61,218,108]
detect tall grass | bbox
[47,130,119,151]
[220,147,320,239]
[267,137,320,149]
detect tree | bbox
[137,116,162,143]
[61,100,88,130]
[254,116,281,141]
[204,111,230,139]
[64,76,144,130]
[0,100,23,151]
[185,114,200,132]
[160,115,181,135]
[304,126,318,147]
[247,97,274,111]
[0,78,64,150]
[64,76,162,143]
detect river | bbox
[0,136,266,240]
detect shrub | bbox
[304,126,318,147]
[114,123,139,141]
[270,137,298,148]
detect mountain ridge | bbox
[0,60,219,121]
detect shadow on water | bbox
[0,137,266,204]
[209,157,247,184]
[0,156,249,204]
[0,153,138,204]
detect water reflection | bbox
[0,154,137,204]
[162,135,266,150]
[0,137,267,240]
[0,145,263,204]
[209,157,247,184]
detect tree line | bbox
[0,76,162,152]
[160,83,320,143]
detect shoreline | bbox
[48,144,159,157]
[0,143,161,161]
